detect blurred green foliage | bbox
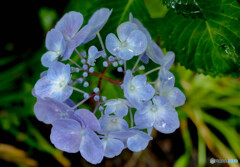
[0,0,239,166]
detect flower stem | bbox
[68,58,82,69]
[145,66,161,76]
[93,101,101,114]
[72,93,95,110]
[97,32,106,54]
[72,87,87,94]
[129,107,133,127]
[131,53,143,72]
[74,49,83,60]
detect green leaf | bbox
[159,0,240,76]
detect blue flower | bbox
[159,68,186,107]
[98,115,135,158]
[122,70,155,108]
[104,99,130,117]
[50,109,103,164]
[34,98,74,124]
[41,29,66,67]
[134,96,180,134]
[84,8,112,43]
[87,46,104,66]
[55,11,91,60]
[106,22,147,60]
[34,61,73,102]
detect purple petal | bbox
[74,109,101,131]
[46,29,65,53]
[80,129,104,164]
[41,51,58,67]
[55,11,83,39]
[50,119,82,153]
[34,98,74,124]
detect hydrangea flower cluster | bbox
[33,8,186,164]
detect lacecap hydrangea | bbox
[32,8,186,164]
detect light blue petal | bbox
[166,88,186,107]
[159,68,175,90]
[50,119,82,153]
[61,25,92,61]
[115,104,128,117]
[106,33,121,56]
[127,131,152,152]
[152,96,172,109]
[108,131,136,139]
[146,41,164,64]
[52,85,73,102]
[55,11,83,39]
[102,138,124,158]
[117,22,138,42]
[122,70,132,89]
[117,47,135,60]
[88,8,112,33]
[74,109,101,131]
[131,75,147,88]
[34,98,74,124]
[134,110,155,128]
[46,29,65,53]
[126,30,147,55]
[134,83,155,101]
[154,109,180,134]
[47,61,71,81]
[136,101,152,114]
[80,128,104,164]
[104,105,116,115]
[41,51,58,67]
[162,51,175,70]
[99,116,129,133]
[34,76,55,99]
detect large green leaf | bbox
[159,0,240,76]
